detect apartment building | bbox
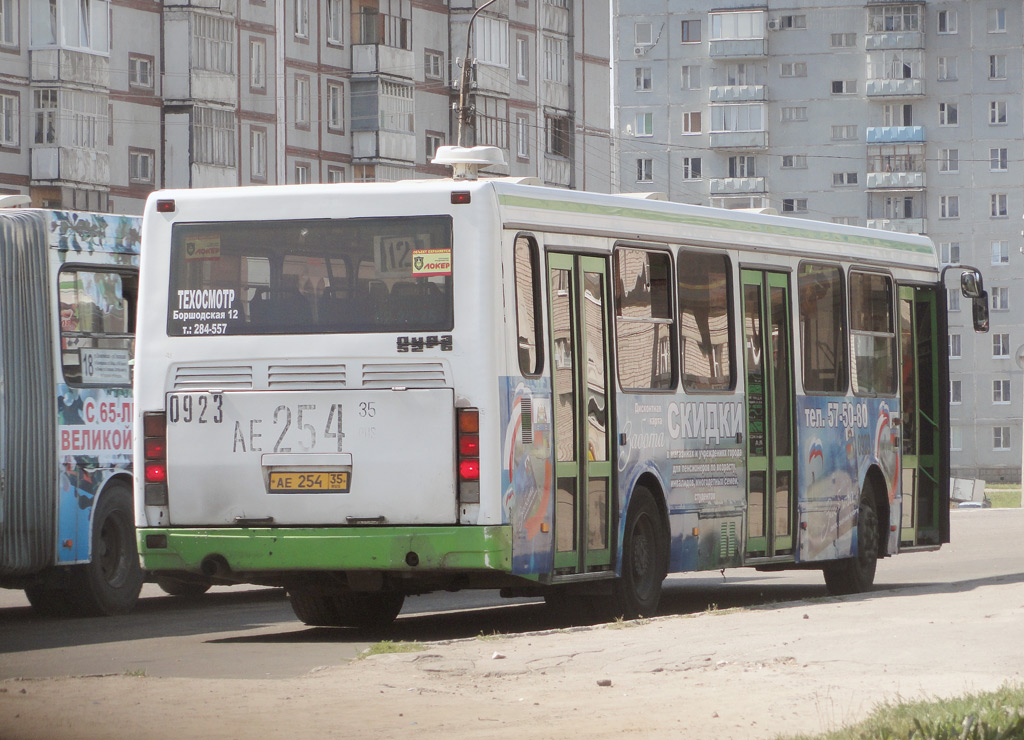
[0,0,610,215]
[613,0,1023,481]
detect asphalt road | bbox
[1,509,1019,681]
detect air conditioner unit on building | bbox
[634,45,648,56]
[767,18,781,31]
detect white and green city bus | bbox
[134,147,988,627]
[0,205,145,615]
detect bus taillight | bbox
[457,408,480,503]
[143,412,168,506]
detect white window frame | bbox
[992,286,1009,311]
[634,22,653,45]
[993,379,1011,404]
[939,241,960,265]
[682,111,701,135]
[129,149,153,183]
[327,0,343,44]
[988,8,1007,33]
[250,127,267,180]
[950,426,963,452]
[515,39,528,81]
[991,193,1008,218]
[990,148,1008,172]
[780,62,807,78]
[295,76,310,127]
[634,112,653,137]
[475,16,509,67]
[680,65,700,90]
[327,81,344,132]
[993,333,1010,358]
[709,11,765,41]
[33,88,57,144]
[781,107,807,122]
[295,162,311,184]
[938,102,958,126]
[989,100,1007,125]
[516,114,530,159]
[830,32,856,47]
[250,38,266,90]
[710,103,763,133]
[831,80,856,95]
[193,107,236,166]
[830,125,857,140]
[193,13,234,73]
[832,171,858,186]
[994,426,1011,451]
[636,158,653,183]
[295,0,309,38]
[782,198,807,213]
[0,91,18,146]
[129,55,154,89]
[939,195,959,219]
[938,148,959,173]
[937,56,957,81]
[950,379,962,404]
[543,35,566,83]
[992,240,1009,265]
[989,54,1007,80]
[0,0,15,47]
[781,154,806,169]
[947,288,961,312]
[682,156,701,180]
[635,66,651,91]
[949,333,961,359]
[937,9,957,34]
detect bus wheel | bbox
[70,482,144,616]
[609,488,666,620]
[288,588,405,630]
[24,585,73,617]
[156,574,212,598]
[823,491,879,596]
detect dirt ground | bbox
[2,575,1022,740]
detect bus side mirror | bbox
[973,291,990,333]
[961,269,984,298]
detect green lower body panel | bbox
[138,525,513,575]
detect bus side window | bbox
[614,247,675,390]
[849,272,896,396]
[513,235,543,375]
[58,268,135,387]
[678,249,734,392]
[798,262,848,393]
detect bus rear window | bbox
[167,216,454,336]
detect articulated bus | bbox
[0,205,145,615]
[134,147,988,627]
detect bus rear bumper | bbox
[137,525,513,577]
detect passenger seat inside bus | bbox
[249,275,312,327]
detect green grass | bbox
[773,685,1024,740]
[984,489,1022,508]
[358,640,425,659]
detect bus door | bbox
[547,253,614,574]
[898,285,945,548]
[741,270,796,559]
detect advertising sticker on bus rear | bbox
[412,248,452,277]
[185,235,221,261]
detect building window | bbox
[327,0,343,44]
[832,216,858,226]
[869,4,919,32]
[988,8,1007,33]
[937,56,957,81]
[781,107,807,122]
[939,195,959,219]
[681,65,700,90]
[883,103,913,127]
[327,166,345,183]
[425,131,444,162]
[782,198,807,213]
[830,125,857,140]
[475,16,509,67]
[833,171,858,186]
[250,38,266,91]
[937,10,957,34]
[250,127,267,180]
[994,426,1011,451]
[634,22,652,45]
[425,50,444,80]
[950,426,963,451]
[992,286,1009,311]
[948,333,961,358]
[781,154,806,169]
[295,76,310,128]
[545,114,571,158]
[193,107,236,166]
[0,91,18,146]
[635,67,651,91]
[515,38,528,81]
[831,80,856,95]
[193,13,234,73]
[994,379,1011,404]
[993,333,1010,358]
[682,157,701,179]
[991,148,1008,172]
[938,148,958,173]
[710,11,764,40]
[950,379,962,404]
[0,0,15,46]
[948,287,961,312]
[295,0,309,38]
[636,158,653,182]
[33,0,109,52]
[327,81,344,132]
[830,32,856,47]
[129,54,154,89]
[780,62,806,77]
[991,193,1008,218]
[128,148,154,183]
[295,162,311,184]
[516,114,530,159]
[992,240,1009,265]
[939,242,960,265]
[710,103,763,132]
[780,14,806,29]
[681,19,700,43]
[33,89,56,144]
[634,112,653,137]
[543,35,566,83]
[989,101,1007,125]
[938,102,958,126]
[728,155,755,178]
[380,80,414,132]
[989,55,1007,80]
[682,111,701,134]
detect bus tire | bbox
[609,488,666,620]
[69,482,144,616]
[288,588,405,630]
[25,585,73,617]
[823,491,879,596]
[156,574,212,598]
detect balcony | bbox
[30,49,109,87]
[866,171,925,190]
[709,38,768,59]
[865,31,924,50]
[709,177,765,194]
[352,44,415,77]
[866,126,925,144]
[709,85,765,103]
[353,130,416,163]
[866,218,926,234]
[866,78,924,97]
[31,146,110,185]
[709,131,767,149]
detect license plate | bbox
[268,471,350,493]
